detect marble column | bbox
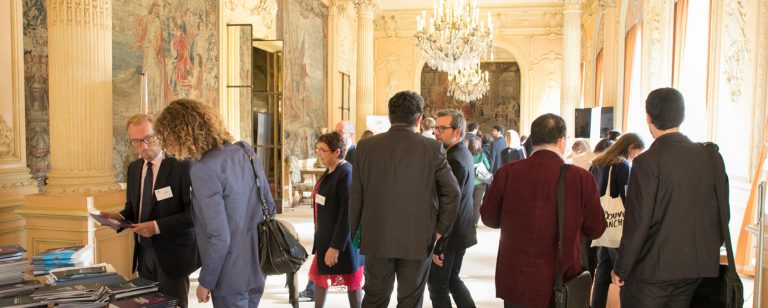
[600,0,620,129]
[561,0,582,137]
[19,0,132,276]
[0,0,37,246]
[354,0,378,139]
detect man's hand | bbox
[611,271,624,286]
[100,212,122,220]
[324,248,339,267]
[131,221,157,238]
[432,253,445,267]
[196,285,211,303]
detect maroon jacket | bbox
[481,150,606,307]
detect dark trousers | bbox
[211,285,265,308]
[620,278,702,308]
[363,255,432,308]
[427,249,475,308]
[472,184,486,226]
[591,247,619,308]
[138,246,190,308]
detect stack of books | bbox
[0,245,28,286]
[31,245,93,276]
[30,283,111,307]
[45,263,124,286]
[108,292,177,308]
[107,277,159,300]
[0,281,42,299]
[0,295,48,308]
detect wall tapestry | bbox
[281,0,328,160]
[421,62,521,133]
[22,0,50,189]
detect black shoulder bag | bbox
[236,141,308,276]
[554,164,592,308]
[689,143,743,308]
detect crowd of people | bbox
[105,87,731,308]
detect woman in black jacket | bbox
[309,132,363,308]
[589,132,645,308]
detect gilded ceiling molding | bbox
[564,0,583,11]
[724,0,751,101]
[599,0,617,10]
[354,0,379,16]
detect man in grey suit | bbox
[349,90,461,308]
[611,88,727,307]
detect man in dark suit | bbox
[481,113,606,308]
[612,88,726,307]
[349,91,460,308]
[335,120,356,163]
[428,109,477,308]
[489,124,507,173]
[102,114,199,308]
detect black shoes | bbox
[298,289,315,302]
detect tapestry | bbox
[282,0,328,160]
[22,0,50,189]
[421,62,521,133]
[112,0,219,181]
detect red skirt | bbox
[308,255,364,291]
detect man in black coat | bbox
[428,109,477,308]
[102,114,199,308]
[489,124,507,173]
[349,91,460,308]
[611,88,726,307]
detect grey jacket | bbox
[349,125,460,260]
[190,142,276,296]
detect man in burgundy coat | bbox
[481,113,606,308]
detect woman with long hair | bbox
[155,99,276,307]
[589,133,645,308]
[309,132,363,308]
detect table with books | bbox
[0,244,178,308]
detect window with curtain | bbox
[623,24,649,143]
[673,0,711,142]
[595,48,604,106]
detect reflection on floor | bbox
[187,184,757,308]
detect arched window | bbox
[623,24,644,140]
[595,48,604,106]
[672,0,711,142]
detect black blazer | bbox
[345,144,356,163]
[490,136,507,173]
[589,160,630,203]
[614,133,724,281]
[442,141,478,252]
[349,125,460,260]
[120,156,200,279]
[312,162,361,275]
[500,147,526,166]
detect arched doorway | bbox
[420,60,522,133]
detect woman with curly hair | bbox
[155,99,276,308]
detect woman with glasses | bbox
[309,132,363,308]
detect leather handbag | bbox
[591,166,625,248]
[689,143,743,308]
[554,164,592,308]
[237,142,308,276]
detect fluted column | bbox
[561,0,582,137]
[44,0,119,194]
[354,0,378,138]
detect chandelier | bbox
[415,0,494,75]
[447,62,490,102]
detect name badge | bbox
[315,194,326,206]
[155,186,173,201]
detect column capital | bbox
[599,0,617,10]
[354,0,379,17]
[563,0,582,11]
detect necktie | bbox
[139,162,153,247]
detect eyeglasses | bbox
[129,135,157,147]
[315,147,332,153]
[435,126,456,133]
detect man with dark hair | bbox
[466,121,480,137]
[489,124,507,173]
[350,90,460,307]
[429,110,477,308]
[481,113,606,308]
[612,88,727,307]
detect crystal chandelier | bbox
[447,62,490,102]
[415,0,494,75]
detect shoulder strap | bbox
[605,166,614,196]
[554,164,571,296]
[236,141,271,219]
[702,142,736,271]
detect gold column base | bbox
[18,191,135,278]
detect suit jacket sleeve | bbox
[480,166,507,228]
[581,171,607,239]
[330,168,352,251]
[190,163,231,290]
[256,158,277,219]
[155,160,194,236]
[614,157,657,279]
[435,146,460,236]
[348,149,363,239]
[119,162,137,223]
[440,155,469,239]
